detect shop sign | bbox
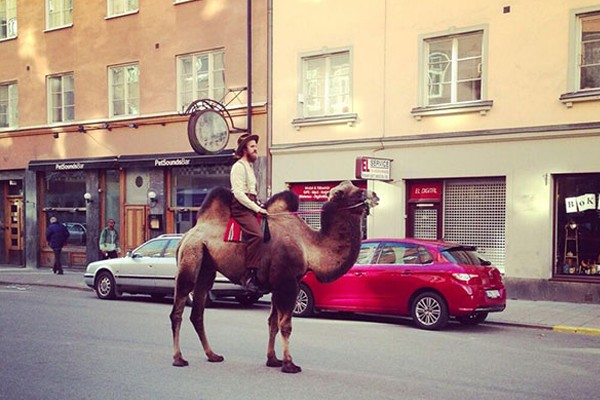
[355,157,392,181]
[290,181,367,201]
[565,193,599,213]
[54,162,85,170]
[410,182,442,202]
[154,157,191,167]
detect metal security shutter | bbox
[414,208,438,240]
[443,179,506,272]
[298,201,324,230]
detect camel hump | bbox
[197,186,233,217]
[265,190,299,213]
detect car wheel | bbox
[293,284,314,317]
[457,312,489,325]
[236,293,261,307]
[95,271,116,300]
[411,292,448,330]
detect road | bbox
[1,285,598,400]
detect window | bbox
[109,63,139,117]
[177,51,225,112]
[554,174,600,279]
[578,13,600,90]
[47,73,74,123]
[375,243,426,265]
[108,0,138,17]
[424,31,483,106]
[0,0,17,40]
[135,239,168,258]
[46,0,72,30]
[300,50,351,118]
[0,81,17,128]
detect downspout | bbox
[247,0,252,135]
[266,0,273,195]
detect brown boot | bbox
[242,268,261,294]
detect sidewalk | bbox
[1,266,600,335]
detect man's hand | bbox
[258,208,269,215]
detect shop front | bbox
[554,173,600,281]
[28,152,235,268]
[0,173,24,266]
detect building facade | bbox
[0,0,268,268]
[270,1,600,302]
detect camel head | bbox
[326,180,379,215]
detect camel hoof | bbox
[266,357,283,368]
[207,353,224,363]
[172,358,189,367]
[281,360,302,373]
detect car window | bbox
[356,242,379,264]
[442,247,483,265]
[374,242,421,265]
[418,246,434,264]
[134,239,168,258]
[163,239,180,258]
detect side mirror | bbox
[126,250,132,258]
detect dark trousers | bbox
[231,197,263,269]
[52,247,63,272]
[103,250,118,260]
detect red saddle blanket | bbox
[223,214,266,243]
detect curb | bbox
[0,280,92,292]
[553,325,600,336]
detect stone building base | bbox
[505,277,600,304]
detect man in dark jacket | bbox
[45,216,70,275]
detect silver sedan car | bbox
[83,234,263,306]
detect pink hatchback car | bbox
[294,238,506,330]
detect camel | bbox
[169,180,379,373]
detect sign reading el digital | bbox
[355,157,392,181]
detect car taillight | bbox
[452,273,482,285]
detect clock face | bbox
[187,109,229,154]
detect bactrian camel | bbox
[169,181,379,373]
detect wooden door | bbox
[6,198,23,251]
[124,205,147,252]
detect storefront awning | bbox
[28,156,119,171]
[28,152,234,171]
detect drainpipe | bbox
[247,0,252,135]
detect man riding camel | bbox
[230,133,268,294]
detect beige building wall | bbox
[271,0,600,302]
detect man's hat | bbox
[235,133,259,158]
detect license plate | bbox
[486,289,500,299]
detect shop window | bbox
[105,169,120,228]
[170,165,229,233]
[43,171,87,247]
[554,174,600,277]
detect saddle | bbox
[223,214,271,243]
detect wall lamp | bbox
[148,190,157,207]
[102,122,112,131]
[78,125,86,133]
[53,132,59,139]
[128,123,138,129]
[84,192,93,204]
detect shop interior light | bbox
[84,192,93,204]
[567,220,577,230]
[148,190,157,206]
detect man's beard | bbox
[247,151,258,162]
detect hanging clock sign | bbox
[187,109,230,155]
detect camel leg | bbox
[278,310,301,373]
[266,304,283,367]
[170,270,194,367]
[190,267,224,363]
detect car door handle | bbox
[402,270,413,275]
[353,272,365,277]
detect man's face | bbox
[108,220,115,229]
[244,140,258,162]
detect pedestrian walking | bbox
[45,216,70,275]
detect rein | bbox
[267,200,367,217]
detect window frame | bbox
[45,0,73,31]
[107,0,138,18]
[47,72,75,124]
[0,0,17,40]
[412,25,492,120]
[176,50,226,113]
[108,63,140,118]
[0,81,18,129]
[561,7,600,107]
